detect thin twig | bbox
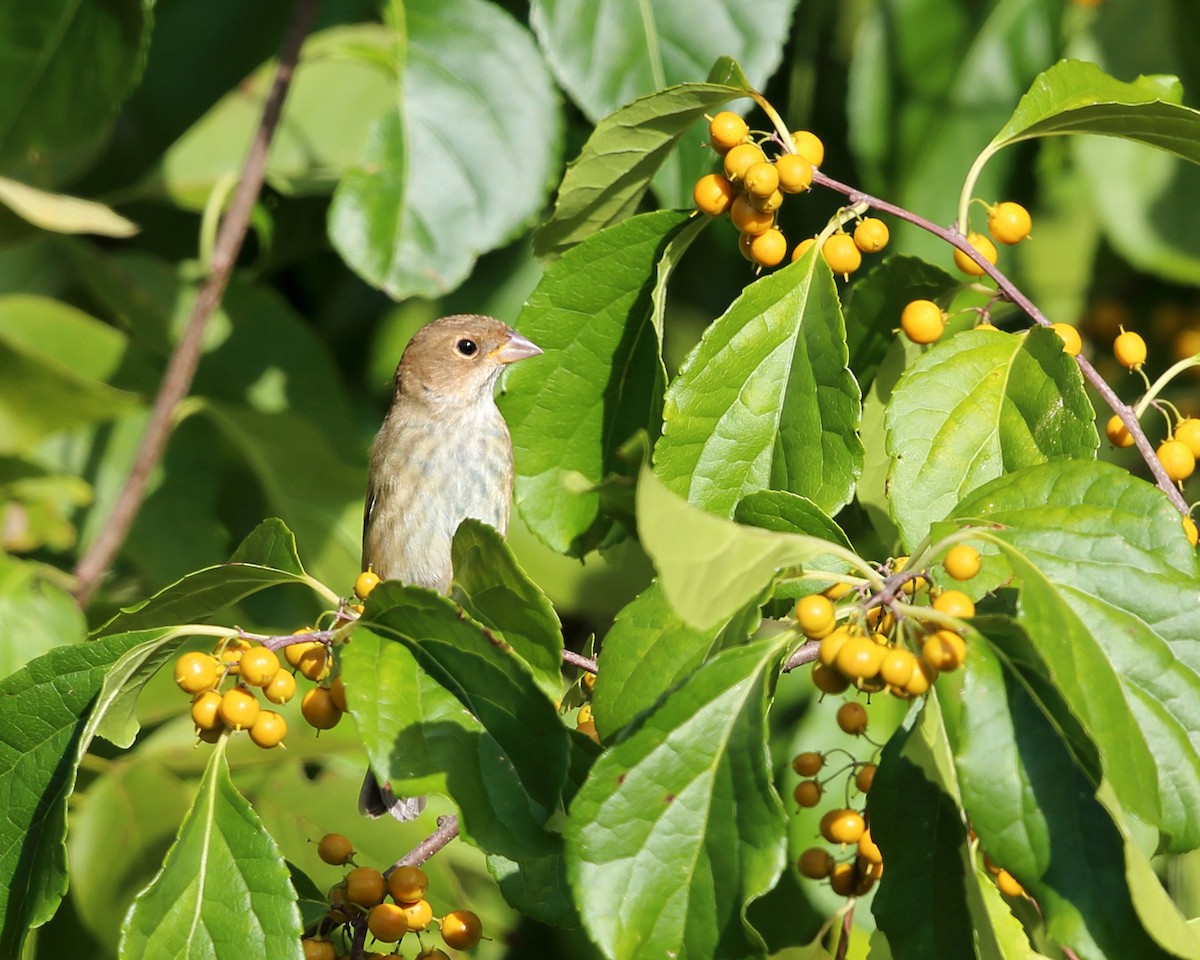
[812,169,1190,514]
[834,902,854,960]
[781,639,820,673]
[71,0,322,607]
[562,649,598,673]
[385,815,461,875]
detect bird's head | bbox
[395,314,542,410]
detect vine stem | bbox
[71,0,322,608]
[811,169,1189,514]
[386,814,461,875]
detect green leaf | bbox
[655,248,863,519]
[119,742,304,960]
[637,465,848,630]
[0,297,142,454]
[566,636,789,960]
[947,460,1200,852]
[228,518,306,576]
[0,553,85,680]
[0,0,152,187]
[984,59,1200,160]
[869,699,976,960]
[842,255,960,394]
[450,519,565,699]
[953,637,1200,960]
[734,490,853,598]
[592,580,761,739]
[69,763,193,948]
[342,586,570,898]
[140,26,399,208]
[329,0,561,298]
[503,210,694,556]
[0,176,137,236]
[0,631,159,958]
[530,1,799,207]
[532,81,748,259]
[885,326,1097,550]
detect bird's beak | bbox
[492,330,543,364]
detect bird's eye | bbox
[456,338,478,357]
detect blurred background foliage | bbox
[3,0,1199,955]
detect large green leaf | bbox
[885,326,1097,550]
[846,0,1063,261]
[139,25,398,208]
[533,76,748,259]
[530,0,799,207]
[119,742,304,960]
[637,465,847,630]
[592,580,761,739]
[733,490,853,599]
[342,584,572,922]
[655,247,863,519]
[0,630,165,958]
[984,58,1200,160]
[0,0,152,187]
[503,210,694,556]
[566,636,789,960]
[450,519,565,699]
[329,0,561,298]
[953,637,1200,959]
[946,460,1200,852]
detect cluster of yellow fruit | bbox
[301,835,482,960]
[796,544,981,700]
[792,723,881,897]
[692,111,889,274]
[952,200,1032,279]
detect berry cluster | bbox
[951,200,1032,280]
[301,834,482,959]
[792,723,881,898]
[797,545,980,702]
[692,111,890,274]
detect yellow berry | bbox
[263,669,297,705]
[900,299,945,345]
[790,237,817,262]
[857,828,883,864]
[191,690,224,731]
[1184,515,1198,547]
[730,195,775,236]
[301,687,343,730]
[708,111,749,153]
[215,637,249,673]
[775,153,813,193]
[853,217,889,253]
[922,630,967,671]
[330,674,348,712]
[811,662,850,694]
[302,939,337,960]
[743,160,780,199]
[821,808,866,845]
[401,898,434,932]
[795,594,836,638]
[793,780,822,807]
[218,686,260,731]
[174,652,221,695]
[834,634,885,680]
[749,228,788,267]
[829,861,856,896]
[818,626,852,666]
[248,709,287,748]
[855,763,876,793]
[750,188,784,213]
[723,142,766,181]
[879,648,917,688]
[987,201,1032,244]
[238,646,280,688]
[1050,322,1083,357]
[1158,439,1196,482]
[297,644,331,682]
[822,233,862,276]
[577,703,593,726]
[387,865,429,904]
[693,173,738,217]
[944,544,981,581]
[345,866,386,906]
[1113,329,1147,370]
[905,660,937,696]
[1106,414,1134,448]
[791,130,824,167]
[932,589,976,619]
[996,868,1025,898]
[317,833,355,866]
[355,570,381,600]
[1175,418,1200,458]
[576,719,601,742]
[582,671,596,693]
[953,232,999,276]
[285,638,320,667]
[441,909,483,950]
[368,902,409,942]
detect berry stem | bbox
[835,902,854,960]
[386,814,460,876]
[810,168,1190,514]
[562,649,598,674]
[1135,354,1200,418]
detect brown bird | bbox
[358,314,542,819]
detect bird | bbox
[357,314,542,819]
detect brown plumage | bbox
[358,314,542,818]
